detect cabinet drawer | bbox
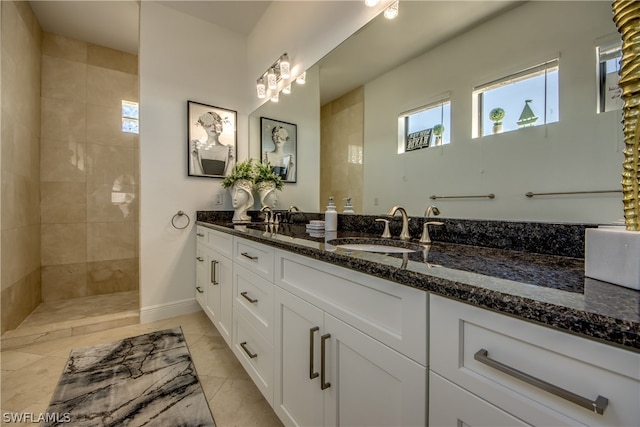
[430,295,640,427]
[232,310,273,404]
[196,225,233,256]
[234,238,274,281]
[275,249,427,366]
[233,264,274,344]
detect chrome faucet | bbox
[419,205,444,244]
[285,205,301,223]
[387,206,411,240]
[260,206,274,223]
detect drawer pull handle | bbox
[241,252,258,261]
[196,256,204,262]
[240,341,257,359]
[196,233,204,237]
[211,260,219,285]
[196,286,204,294]
[240,291,258,303]
[320,333,331,390]
[309,327,319,380]
[474,349,608,415]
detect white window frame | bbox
[122,100,139,134]
[596,40,623,114]
[397,95,451,154]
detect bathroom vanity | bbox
[195,213,639,427]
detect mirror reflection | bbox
[249,1,623,224]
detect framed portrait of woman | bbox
[188,100,237,178]
[260,117,297,183]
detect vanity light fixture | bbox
[296,72,306,85]
[280,53,290,79]
[270,92,279,102]
[384,0,399,19]
[364,0,380,7]
[282,83,291,95]
[256,77,266,99]
[267,67,277,90]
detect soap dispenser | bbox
[325,196,338,232]
[343,197,355,214]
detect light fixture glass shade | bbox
[256,78,266,98]
[296,72,306,84]
[267,68,277,90]
[280,54,290,79]
[270,92,279,102]
[384,0,399,19]
[364,0,380,7]
[282,84,291,94]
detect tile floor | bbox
[1,310,283,427]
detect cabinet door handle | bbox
[211,260,219,285]
[474,349,608,415]
[196,256,204,262]
[196,232,204,237]
[240,291,258,304]
[196,286,204,294]
[309,326,319,379]
[240,341,258,358]
[320,333,331,390]
[241,252,258,261]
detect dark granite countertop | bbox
[196,214,640,352]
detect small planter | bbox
[230,179,254,223]
[489,108,505,135]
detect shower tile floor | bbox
[1,304,283,426]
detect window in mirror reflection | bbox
[399,100,450,153]
[597,41,623,114]
[474,59,559,138]
[122,100,139,134]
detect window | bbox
[473,60,559,138]
[398,99,451,153]
[597,41,623,113]
[122,100,139,134]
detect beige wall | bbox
[320,87,364,213]
[1,1,43,333]
[40,33,139,302]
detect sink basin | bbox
[327,238,424,254]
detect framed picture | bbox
[260,117,297,183]
[188,100,237,178]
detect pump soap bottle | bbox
[325,196,338,232]
[343,197,355,214]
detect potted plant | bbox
[489,107,505,134]
[432,124,444,146]
[221,158,256,222]
[254,161,284,209]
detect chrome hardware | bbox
[211,260,219,285]
[196,232,204,237]
[171,210,190,229]
[241,291,258,304]
[430,193,495,200]
[240,341,257,359]
[196,286,204,294]
[196,256,204,262]
[474,349,608,415]
[375,218,392,238]
[260,206,274,223]
[387,206,411,240]
[241,252,258,261]
[526,190,621,198]
[320,333,331,390]
[310,327,319,379]
[419,205,443,244]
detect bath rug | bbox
[43,327,215,427]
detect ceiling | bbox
[29,1,521,104]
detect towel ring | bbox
[171,211,190,229]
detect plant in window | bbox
[432,124,445,146]
[489,107,505,134]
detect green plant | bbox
[489,107,505,124]
[221,158,256,189]
[432,124,444,136]
[254,161,284,190]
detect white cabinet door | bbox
[274,287,325,427]
[203,246,233,346]
[430,371,532,427]
[195,244,207,309]
[274,286,427,427]
[324,313,427,427]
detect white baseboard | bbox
[140,298,202,323]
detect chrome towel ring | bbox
[171,210,190,229]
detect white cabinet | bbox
[430,294,640,427]
[273,250,427,427]
[196,226,233,346]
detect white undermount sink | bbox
[327,238,424,254]
[336,243,417,254]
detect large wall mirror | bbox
[249,1,624,225]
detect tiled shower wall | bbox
[39,33,139,302]
[320,87,364,213]
[1,1,43,333]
